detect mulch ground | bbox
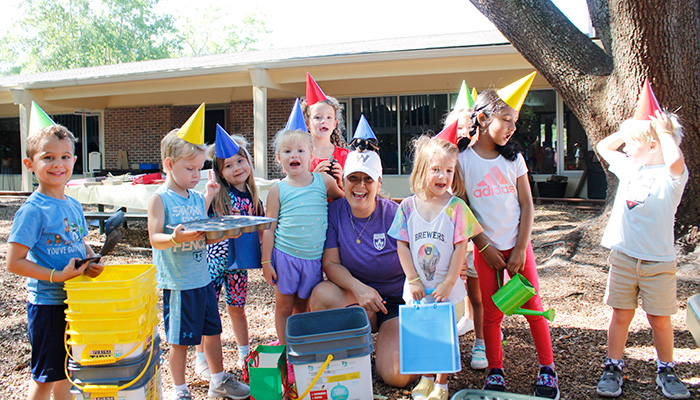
[1,197,698,399]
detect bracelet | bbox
[170,233,179,245]
[478,243,490,253]
[408,277,421,284]
[659,130,673,136]
[49,269,55,284]
[261,260,271,265]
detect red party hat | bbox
[305,72,327,106]
[633,79,662,120]
[434,119,459,145]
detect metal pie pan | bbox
[169,216,276,240]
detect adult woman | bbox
[309,150,416,388]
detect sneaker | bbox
[236,357,246,370]
[483,368,506,392]
[195,360,211,381]
[207,372,250,399]
[534,366,560,400]
[171,390,193,400]
[426,386,449,400]
[597,364,623,397]
[470,345,488,370]
[656,366,691,399]
[412,376,434,400]
[457,316,474,336]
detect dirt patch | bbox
[0,199,698,399]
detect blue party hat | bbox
[284,98,308,132]
[353,115,377,140]
[214,124,240,159]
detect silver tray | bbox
[168,216,276,240]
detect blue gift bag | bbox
[399,301,461,374]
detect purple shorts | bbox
[272,247,323,299]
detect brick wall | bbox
[104,99,296,179]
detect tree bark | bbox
[470,0,700,250]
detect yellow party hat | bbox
[497,72,536,112]
[471,88,478,102]
[177,103,205,145]
[29,101,56,135]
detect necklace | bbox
[349,209,373,244]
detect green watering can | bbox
[492,272,555,322]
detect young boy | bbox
[7,125,104,400]
[595,107,690,399]
[147,129,249,400]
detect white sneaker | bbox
[171,390,193,400]
[236,357,246,370]
[195,360,211,381]
[208,372,250,399]
[470,345,488,370]
[457,316,474,336]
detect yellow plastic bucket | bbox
[491,273,536,315]
[64,264,155,303]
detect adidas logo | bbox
[473,166,516,198]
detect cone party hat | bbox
[305,72,327,106]
[454,80,475,110]
[348,114,379,152]
[471,88,478,103]
[353,115,377,141]
[284,98,308,132]
[497,72,536,112]
[177,103,205,145]
[29,101,56,135]
[633,79,662,121]
[214,124,240,159]
[434,119,459,145]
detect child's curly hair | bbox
[301,96,347,148]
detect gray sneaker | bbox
[207,372,250,399]
[656,366,690,399]
[171,390,193,400]
[596,364,623,397]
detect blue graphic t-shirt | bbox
[9,192,88,305]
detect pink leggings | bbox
[474,241,554,369]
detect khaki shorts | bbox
[465,242,478,278]
[604,249,678,316]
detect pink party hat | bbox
[633,79,662,120]
[434,119,459,145]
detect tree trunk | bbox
[470,0,700,251]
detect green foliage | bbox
[0,0,268,75]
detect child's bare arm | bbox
[508,173,534,274]
[397,240,424,301]
[147,194,203,250]
[7,242,89,282]
[651,111,685,178]
[322,173,344,200]
[596,130,627,165]
[203,170,220,211]
[260,184,280,286]
[434,239,468,303]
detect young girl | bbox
[261,129,344,345]
[302,75,348,181]
[193,132,263,379]
[444,107,488,370]
[458,88,559,399]
[388,135,483,400]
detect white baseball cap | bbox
[343,151,382,181]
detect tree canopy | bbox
[0,0,270,75]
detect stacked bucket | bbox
[64,264,161,400]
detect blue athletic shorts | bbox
[163,282,222,346]
[27,303,68,383]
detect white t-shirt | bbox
[388,196,482,304]
[458,148,528,250]
[601,161,688,261]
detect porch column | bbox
[9,90,33,192]
[252,86,268,179]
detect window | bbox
[0,117,21,175]
[53,114,101,175]
[515,90,558,174]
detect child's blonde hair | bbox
[444,107,471,127]
[273,129,314,156]
[410,135,466,201]
[26,125,76,160]
[206,134,263,216]
[160,129,207,164]
[618,112,684,145]
[301,97,347,148]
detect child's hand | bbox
[262,261,277,286]
[408,280,425,302]
[171,225,204,244]
[505,246,526,274]
[205,170,220,198]
[481,245,507,270]
[432,281,452,303]
[459,258,469,281]
[650,110,673,134]
[58,258,89,282]
[84,260,105,278]
[312,160,332,174]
